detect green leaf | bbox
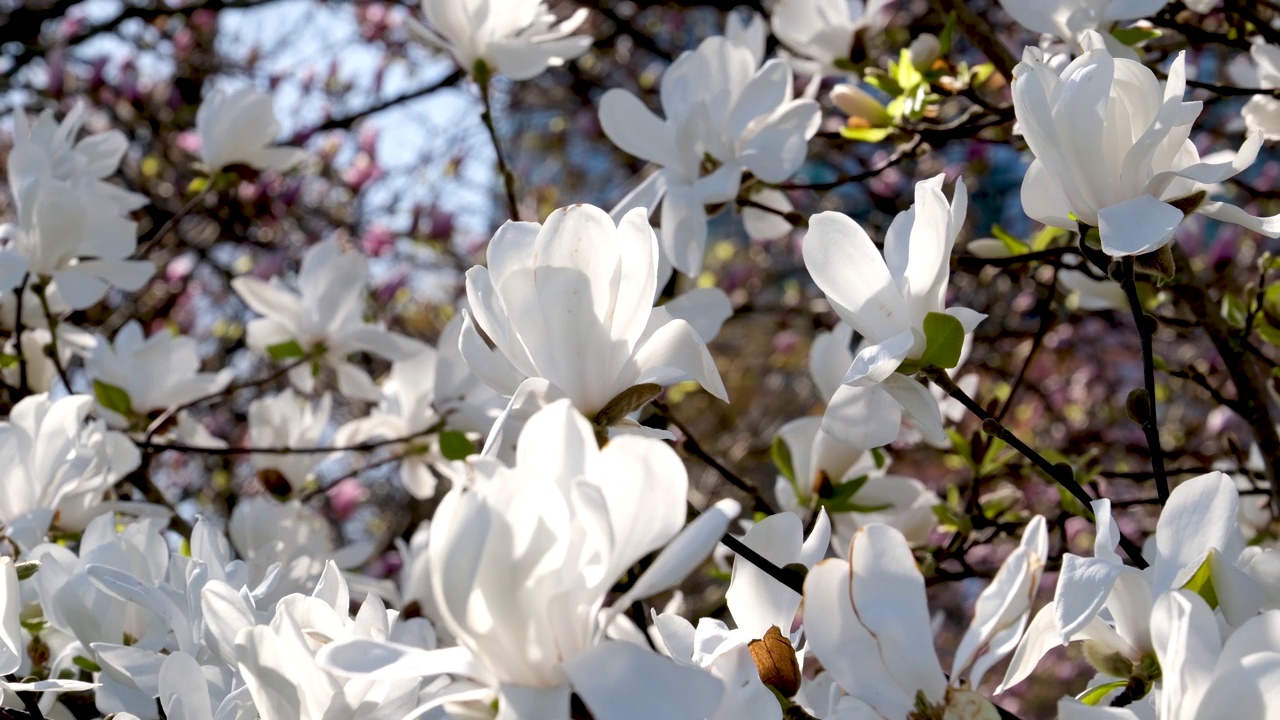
[946,428,974,469]
[919,311,965,369]
[870,446,887,469]
[438,430,475,461]
[969,62,996,86]
[93,380,133,417]
[991,224,1031,255]
[771,434,797,486]
[1257,319,1280,347]
[1221,295,1248,330]
[893,48,924,92]
[938,11,957,54]
[839,126,895,143]
[1111,26,1162,46]
[862,73,902,97]
[73,656,102,673]
[0,353,18,369]
[1078,680,1129,706]
[1057,484,1089,517]
[1180,552,1219,609]
[266,339,306,361]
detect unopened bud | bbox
[749,626,802,698]
[1126,388,1152,425]
[15,560,39,581]
[909,33,941,71]
[830,84,891,127]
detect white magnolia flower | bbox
[997,0,1164,47]
[1013,31,1280,257]
[231,238,424,401]
[336,314,503,499]
[228,495,378,600]
[652,614,782,720]
[247,390,333,497]
[775,322,941,549]
[409,0,592,80]
[317,401,735,720]
[195,86,305,173]
[769,0,890,79]
[1231,41,1280,142]
[0,103,153,309]
[235,563,429,720]
[1057,593,1280,720]
[599,14,820,275]
[0,557,98,706]
[0,394,140,547]
[802,174,983,449]
[1000,471,1278,693]
[459,204,727,422]
[805,518,1047,719]
[85,320,232,428]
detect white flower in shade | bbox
[999,472,1279,694]
[726,511,830,642]
[802,174,983,449]
[769,0,890,79]
[1013,32,1280,258]
[599,14,820,275]
[1058,268,1127,311]
[459,204,727,423]
[228,495,378,601]
[0,556,98,704]
[194,87,305,173]
[316,401,736,720]
[0,104,153,309]
[775,322,941,549]
[85,320,232,429]
[804,518,1047,720]
[231,238,424,401]
[409,0,592,81]
[1231,41,1280,142]
[247,390,333,497]
[996,0,1165,47]
[335,314,503,499]
[1056,593,1280,720]
[0,394,140,548]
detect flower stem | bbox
[477,73,520,222]
[34,281,73,392]
[1119,256,1170,505]
[923,367,1150,569]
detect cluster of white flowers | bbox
[1,0,1280,719]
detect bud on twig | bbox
[749,626,802,699]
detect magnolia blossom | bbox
[805,518,1047,719]
[1013,32,1280,257]
[0,103,152,309]
[769,0,890,79]
[85,320,232,429]
[599,14,820,275]
[1000,472,1279,693]
[459,204,727,425]
[775,323,939,549]
[1058,593,1280,720]
[0,394,140,547]
[802,174,983,449]
[1231,41,1280,141]
[317,401,735,720]
[194,86,305,173]
[652,614,782,720]
[996,0,1164,47]
[727,511,830,641]
[232,238,423,401]
[336,314,502,498]
[0,556,97,705]
[409,0,592,80]
[247,390,333,497]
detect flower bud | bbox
[748,626,802,698]
[830,84,892,128]
[910,33,941,72]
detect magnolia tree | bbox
[2,0,1280,718]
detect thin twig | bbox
[13,274,30,397]
[655,401,775,516]
[136,425,440,457]
[133,183,212,260]
[33,282,73,392]
[477,72,520,222]
[924,368,1149,568]
[1120,257,1169,505]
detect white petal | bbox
[1098,195,1184,257]
[564,641,724,720]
